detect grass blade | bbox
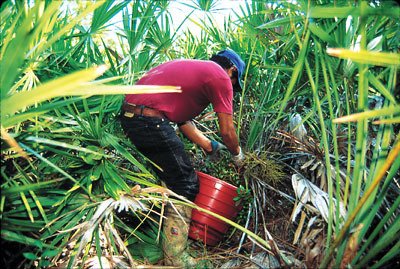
[327,48,400,67]
[333,106,400,123]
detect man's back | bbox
[125,59,233,122]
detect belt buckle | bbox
[124,112,134,118]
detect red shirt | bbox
[125,59,233,123]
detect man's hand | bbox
[232,146,245,166]
[209,140,227,161]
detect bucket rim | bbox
[196,171,238,191]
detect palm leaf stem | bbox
[304,57,334,248]
[320,136,400,268]
[319,43,343,235]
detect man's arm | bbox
[178,121,213,152]
[178,114,240,155]
[216,112,240,155]
[179,115,243,165]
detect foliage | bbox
[126,222,164,264]
[0,0,180,268]
[251,1,400,268]
[1,0,399,268]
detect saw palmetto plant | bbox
[1,0,399,268]
[250,1,400,268]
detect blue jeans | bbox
[120,114,199,201]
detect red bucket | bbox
[189,171,241,246]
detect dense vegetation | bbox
[1,0,399,268]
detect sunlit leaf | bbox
[309,6,400,18]
[327,48,400,67]
[333,106,400,123]
[1,65,180,118]
[258,15,303,29]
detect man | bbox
[120,49,245,267]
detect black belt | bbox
[122,102,165,119]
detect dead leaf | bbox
[291,174,346,224]
[293,211,306,245]
[340,224,363,269]
[130,185,141,193]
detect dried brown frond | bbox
[299,218,326,268]
[340,224,363,269]
[272,130,324,159]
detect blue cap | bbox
[217,49,245,90]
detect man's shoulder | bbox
[165,59,213,65]
[157,59,221,73]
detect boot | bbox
[162,204,197,268]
